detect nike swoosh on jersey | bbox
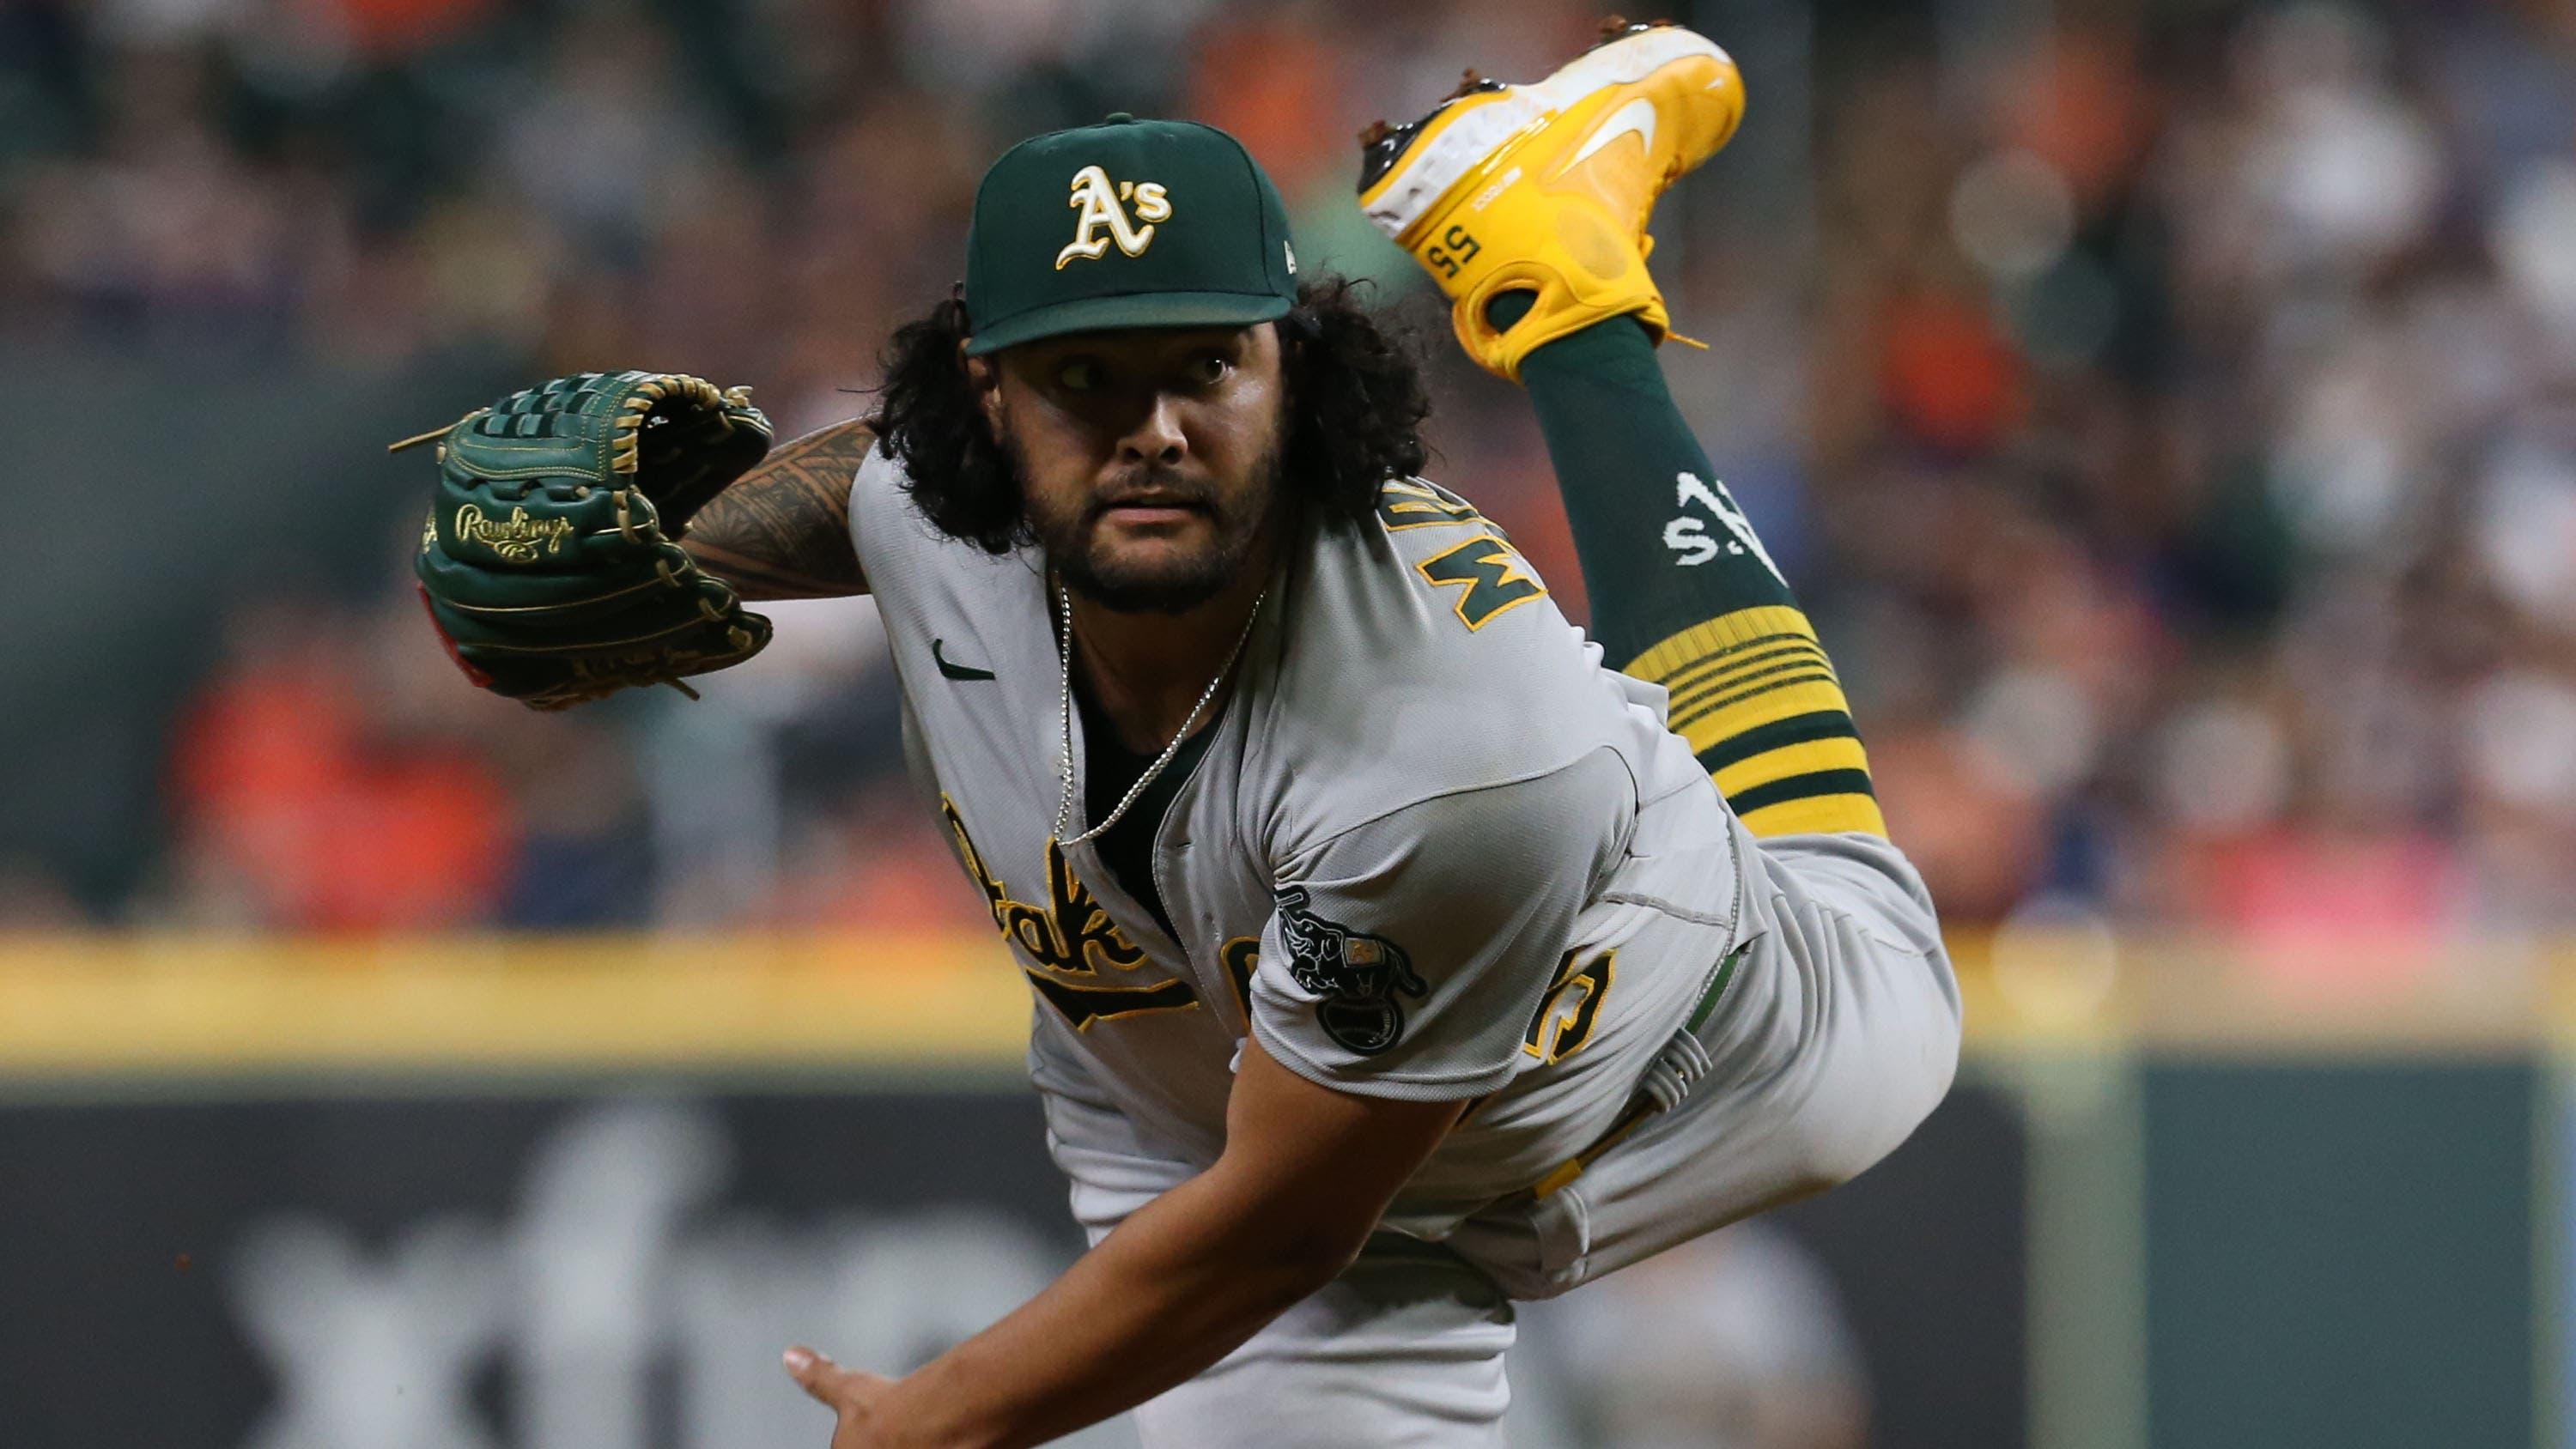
[933,639,996,682]
[1562,96,1658,173]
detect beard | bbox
[1012,430,1287,615]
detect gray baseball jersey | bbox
[848,451,1747,1234]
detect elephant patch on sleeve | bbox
[1273,886,1428,1056]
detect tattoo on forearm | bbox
[683,418,872,600]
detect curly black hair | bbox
[866,276,1431,554]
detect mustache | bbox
[1084,468,1219,524]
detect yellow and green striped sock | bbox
[1624,605,1885,837]
[1498,296,1882,838]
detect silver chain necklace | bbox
[1053,582,1265,847]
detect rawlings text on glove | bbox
[403,371,775,709]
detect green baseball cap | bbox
[963,113,1300,356]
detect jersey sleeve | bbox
[845,445,917,594]
[1248,747,1634,1100]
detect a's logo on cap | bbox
[1056,165,1170,270]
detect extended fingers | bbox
[783,1345,853,1407]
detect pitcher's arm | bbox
[683,418,872,600]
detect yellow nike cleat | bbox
[1356,19,1745,382]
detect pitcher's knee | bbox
[1779,1006,1960,1191]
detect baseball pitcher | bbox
[404,21,1960,1446]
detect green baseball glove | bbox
[404,371,776,710]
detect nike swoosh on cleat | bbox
[1562,96,1658,173]
[933,639,995,682]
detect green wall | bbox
[2142,1062,2538,1448]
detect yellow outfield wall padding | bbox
[8,931,2576,1077]
[0,933,1036,1075]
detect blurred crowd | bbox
[9,0,2576,963]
